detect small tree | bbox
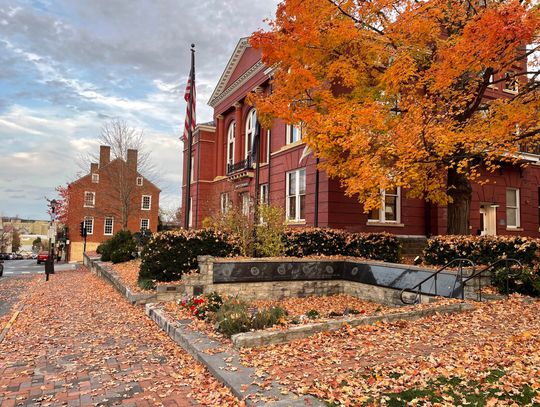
[255,204,286,257]
[32,237,42,252]
[11,230,21,253]
[203,206,255,256]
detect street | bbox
[1,259,77,276]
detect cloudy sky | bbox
[0,0,278,220]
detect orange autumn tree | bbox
[250,0,540,234]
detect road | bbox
[1,259,78,276]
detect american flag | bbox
[184,65,196,137]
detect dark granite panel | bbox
[213,261,344,283]
[213,260,464,298]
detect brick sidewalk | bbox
[0,269,237,407]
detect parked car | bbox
[0,259,3,276]
[0,253,9,260]
[13,253,23,260]
[37,251,49,264]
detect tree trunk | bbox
[446,167,472,235]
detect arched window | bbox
[227,121,235,166]
[245,108,257,159]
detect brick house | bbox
[67,145,160,262]
[181,37,540,239]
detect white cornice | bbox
[209,60,265,108]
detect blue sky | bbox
[0,0,278,220]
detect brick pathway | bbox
[0,269,236,407]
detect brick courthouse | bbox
[182,38,540,238]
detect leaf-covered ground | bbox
[0,268,238,406]
[0,275,38,329]
[240,295,540,406]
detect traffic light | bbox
[79,222,87,237]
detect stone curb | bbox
[145,303,324,407]
[231,302,476,348]
[84,255,157,305]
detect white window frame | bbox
[286,124,303,145]
[84,217,94,235]
[136,177,143,186]
[260,183,269,205]
[141,195,152,210]
[241,193,251,216]
[227,121,236,166]
[188,198,193,228]
[92,173,99,183]
[220,192,230,214]
[104,217,114,236]
[262,129,270,164]
[140,218,150,231]
[84,191,95,208]
[245,108,257,159]
[190,156,195,183]
[367,188,401,223]
[506,188,520,228]
[286,168,306,222]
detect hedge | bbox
[283,228,401,263]
[97,230,137,264]
[422,235,540,266]
[139,229,240,283]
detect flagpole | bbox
[184,44,195,229]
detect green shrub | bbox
[250,306,287,330]
[282,228,401,262]
[423,236,540,266]
[345,232,401,263]
[98,230,136,263]
[213,299,252,337]
[139,229,240,283]
[492,267,540,297]
[306,309,320,319]
[138,278,156,290]
[283,228,347,257]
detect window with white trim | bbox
[104,217,114,235]
[84,217,94,235]
[188,198,193,228]
[245,108,257,159]
[141,195,151,210]
[84,191,95,207]
[220,192,230,214]
[140,218,150,231]
[504,71,519,93]
[263,129,271,164]
[286,124,303,145]
[368,188,401,223]
[227,121,235,166]
[260,183,269,205]
[241,193,250,216]
[286,168,306,221]
[506,188,520,228]
[136,177,143,186]
[92,173,99,183]
[190,156,195,183]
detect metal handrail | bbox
[462,258,523,301]
[400,258,476,305]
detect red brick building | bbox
[182,38,540,239]
[67,145,160,261]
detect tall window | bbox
[84,217,94,235]
[368,188,401,223]
[92,173,99,183]
[188,198,193,228]
[136,177,143,186]
[286,169,306,221]
[220,192,230,214]
[104,217,114,236]
[245,108,257,159]
[84,191,95,207]
[241,193,250,216]
[286,124,303,145]
[260,183,269,205]
[140,219,150,231]
[141,195,151,210]
[190,156,195,183]
[227,121,235,166]
[506,188,520,228]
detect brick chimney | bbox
[90,163,98,173]
[127,149,138,171]
[99,145,111,167]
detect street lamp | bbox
[45,198,58,281]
